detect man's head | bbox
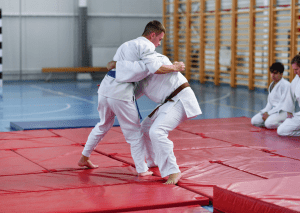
[142,20,166,47]
[270,62,284,83]
[291,53,300,76]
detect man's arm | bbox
[155,61,185,74]
[107,60,185,82]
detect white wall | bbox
[0,0,163,81]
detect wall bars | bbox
[163,0,300,90]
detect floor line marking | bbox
[30,85,96,104]
[7,104,71,117]
[208,102,259,113]
[198,92,231,104]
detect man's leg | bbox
[108,98,152,176]
[141,116,157,167]
[277,116,300,136]
[149,100,187,184]
[79,95,115,168]
[251,113,265,127]
[265,111,287,129]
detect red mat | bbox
[173,137,232,151]
[178,117,252,126]
[2,117,300,212]
[214,175,300,213]
[204,131,300,156]
[0,129,57,140]
[0,137,77,150]
[174,146,271,167]
[0,183,209,213]
[94,143,136,166]
[177,117,261,134]
[95,142,131,156]
[129,205,211,212]
[14,145,127,172]
[272,147,300,160]
[221,155,300,179]
[49,127,93,143]
[177,161,264,200]
[0,166,162,195]
[0,150,45,176]
[50,127,127,145]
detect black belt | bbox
[148,82,190,118]
[107,70,116,78]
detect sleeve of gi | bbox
[114,39,162,82]
[116,60,150,83]
[267,80,291,115]
[260,99,272,114]
[281,78,296,113]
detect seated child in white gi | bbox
[277,53,300,136]
[251,62,290,129]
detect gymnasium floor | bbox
[1,79,300,212]
[0,79,264,132]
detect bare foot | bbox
[78,155,98,169]
[138,170,153,176]
[164,172,182,185]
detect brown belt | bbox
[148,82,190,118]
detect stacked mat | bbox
[1,117,300,212]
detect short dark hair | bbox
[270,62,284,74]
[291,52,300,65]
[142,20,166,36]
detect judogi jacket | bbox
[260,78,290,115]
[98,37,161,102]
[282,75,300,116]
[115,52,202,118]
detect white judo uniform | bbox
[82,36,161,173]
[251,78,290,129]
[277,75,300,136]
[115,53,202,178]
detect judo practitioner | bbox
[107,52,202,184]
[277,54,300,136]
[78,20,185,176]
[251,62,290,129]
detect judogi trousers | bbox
[251,111,287,129]
[277,115,300,136]
[82,94,148,173]
[141,100,190,178]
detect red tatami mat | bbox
[177,117,261,134]
[174,146,272,167]
[0,150,45,176]
[50,127,127,144]
[0,166,162,195]
[1,117,300,212]
[204,131,300,157]
[214,175,300,213]
[221,155,300,179]
[0,129,57,140]
[128,205,211,212]
[177,161,264,200]
[95,143,136,166]
[173,137,232,150]
[49,127,93,143]
[0,136,77,150]
[0,183,209,213]
[14,145,127,172]
[178,117,252,126]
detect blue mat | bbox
[10,118,120,131]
